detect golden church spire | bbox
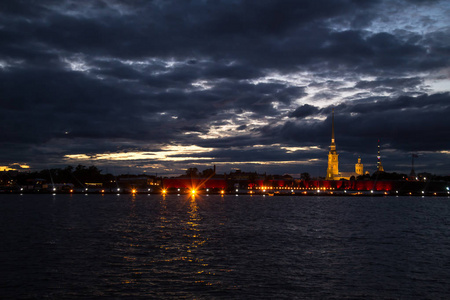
[326,109,339,180]
[331,108,335,146]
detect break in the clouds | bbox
[1,0,449,176]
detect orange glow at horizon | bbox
[64,145,215,162]
[1,164,30,171]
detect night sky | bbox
[1,0,449,177]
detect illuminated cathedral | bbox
[325,109,368,180]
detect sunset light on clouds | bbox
[1,0,449,176]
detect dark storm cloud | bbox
[289,104,320,118]
[336,92,450,115]
[0,0,449,175]
[316,30,435,75]
[355,77,423,90]
[2,0,442,75]
[273,93,450,153]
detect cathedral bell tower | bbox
[355,157,363,176]
[326,109,339,180]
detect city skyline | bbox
[1,0,449,177]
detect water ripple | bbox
[1,194,449,298]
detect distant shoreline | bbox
[1,190,449,197]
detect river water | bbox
[1,194,449,299]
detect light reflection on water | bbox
[0,194,450,299]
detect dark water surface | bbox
[1,194,450,299]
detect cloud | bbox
[269,93,450,155]
[0,0,449,175]
[289,104,320,118]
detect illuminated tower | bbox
[377,139,384,172]
[326,109,339,180]
[355,157,363,176]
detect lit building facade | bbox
[355,157,364,176]
[325,110,365,180]
[326,109,339,180]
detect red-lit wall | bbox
[163,178,439,192]
[163,178,226,189]
[255,179,395,191]
[302,180,394,191]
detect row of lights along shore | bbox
[59,188,449,196]
[31,186,448,196]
